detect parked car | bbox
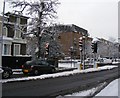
[0,67,13,79]
[84,58,94,64]
[22,59,57,75]
[112,59,120,64]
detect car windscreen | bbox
[36,60,49,66]
[25,60,49,66]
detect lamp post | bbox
[0,1,5,98]
[0,0,5,66]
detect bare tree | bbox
[8,0,60,58]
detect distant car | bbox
[22,60,56,75]
[97,58,112,64]
[0,67,13,79]
[84,58,94,64]
[112,59,120,64]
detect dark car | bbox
[22,60,56,75]
[0,67,13,79]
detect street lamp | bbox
[0,1,5,98]
[0,0,6,67]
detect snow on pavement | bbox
[64,82,107,97]
[64,78,119,97]
[96,78,119,96]
[0,65,117,83]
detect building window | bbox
[16,17,20,25]
[14,17,21,38]
[14,29,21,38]
[14,44,20,56]
[58,36,61,39]
[3,26,8,36]
[3,44,11,55]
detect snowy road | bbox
[2,66,119,96]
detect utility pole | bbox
[0,1,5,98]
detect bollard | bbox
[80,64,83,70]
[96,63,98,68]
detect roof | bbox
[47,24,89,36]
[5,12,29,19]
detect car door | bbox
[36,61,45,73]
[41,61,52,73]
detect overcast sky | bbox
[0,0,119,42]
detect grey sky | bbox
[57,0,118,41]
[0,0,119,41]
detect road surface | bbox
[2,67,119,97]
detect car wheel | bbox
[2,71,10,79]
[34,70,39,75]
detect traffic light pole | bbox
[93,53,96,68]
[83,37,85,70]
[80,50,82,65]
[91,42,98,68]
[79,36,86,70]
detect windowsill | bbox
[2,55,12,56]
[13,37,22,39]
[13,55,32,57]
[2,55,31,57]
[3,36,13,41]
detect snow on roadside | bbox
[63,78,119,97]
[96,78,119,96]
[0,65,117,83]
[112,62,120,64]
[64,82,107,97]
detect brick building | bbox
[47,24,89,59]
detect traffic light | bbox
[91,42,97,53]
[79,37,83,51]
[45,43,49,55]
